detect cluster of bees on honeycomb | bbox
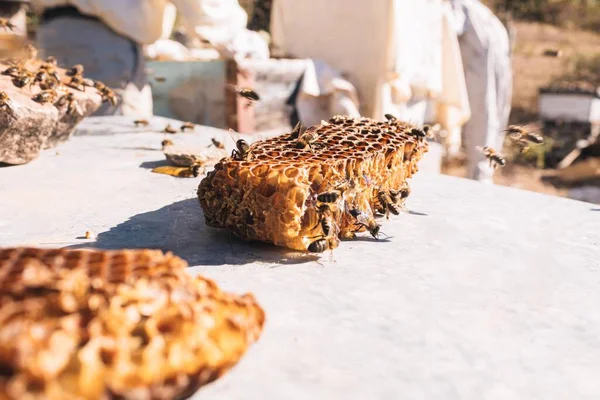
[0,43,118,117]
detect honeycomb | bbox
[0,247,265,400]
[198,115,428,252]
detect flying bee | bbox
[32,89,58,104]
[478,146,506,169]
[377,190,401,219]
[66,64,84,77]
[295,127,318,152]
[289,121,305,140]
[180,121,195,132]
[67,75,85,91]
[316,190,341,204]
[0,90,14,113]
[163,124,178,134]
[349,208,382,240]
[505,125,544,152]
[384,113,396,122]
[210,138,225,149]
[0,18,17,31]
[161,139,173,149]
[56,93,82,116]
[228,84,260,102]
[134,119,149,127]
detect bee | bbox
[307,238,329,253]
[66,64,84,77]
[94,81,107,92]
[161,139,173,149]
[377,190,401,219]
[505,125,544,151]
[134,119,149,127]
[384,113,396,122]
[228,84,260,102]
[56,93,82,116]
[100,87,118,106]
[2,65,22,77]
[0,18,17,32]
[478,146,506,169]
[407,127,426,138]
[154,76,167,82]
[180,121,195,132]
[85,231,94,239]
[389,182,410,205]
[349,208,382,240]
[316,204,335,237]
[289,121,305,140]
[67,75,85,91]
[23,44,38,60]
[0,90,14,113]
[295,127,318,151]
[163,124,178,134]
[316,190,340,204]
[210,138,225,149]
[232,139,251,160]
[43,56,57,67]
[12,71,32,88]
[152,163,203,178]
[32,89,58,104]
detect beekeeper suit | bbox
[449,0,512,183]
[31,0,266,117]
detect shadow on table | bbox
[66,198,319,266]
[591,208,600,211]
[139,160,170,169]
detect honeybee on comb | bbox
[478,146,506,169]
[289,121,305,140]
[229,128,251,160]
[295,127,319,152]
[56,93,82,116]
[32,89,58,104]
[377,190,402,219]
[66,64,84,77]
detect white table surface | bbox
[1,116,600,400]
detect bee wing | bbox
[354,211,371,226]
[227,128,240,145]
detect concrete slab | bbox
[1,116,600,399]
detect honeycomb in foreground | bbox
[198,115,429,252]
[0,247,265,400]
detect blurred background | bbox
[10,0,600,202]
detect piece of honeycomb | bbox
[198,115,428,252]
[0,247,265,400]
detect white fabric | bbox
[271,0,470,135]
[31,0,269,61]
[450,0,512,183]
[295,59,361,127]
